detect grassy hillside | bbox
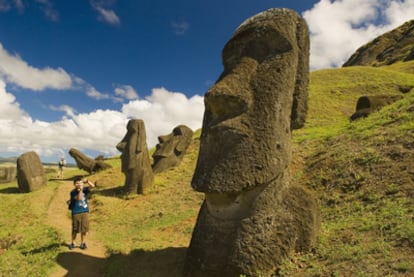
[0,62,413,276]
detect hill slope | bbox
[0,62,413,276]
[343,19,414,67]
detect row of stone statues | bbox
[115,120,193,194]
[12,122,194,194]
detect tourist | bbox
[69,176,95,250]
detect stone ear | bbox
[291,17,309,130]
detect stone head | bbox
[153,125,193,158]
[116,119,147,171]
[192,8,309,194]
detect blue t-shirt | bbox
[70,187,91,214]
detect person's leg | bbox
[80,213,89,249]
[70,215,80,249]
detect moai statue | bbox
[152,125,194,174]
[184,8,320,277]
[116,119,153,194]
[69,148,111,174]
[16,151,47,193]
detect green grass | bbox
[0,180,62,277]
[0,62,413,276]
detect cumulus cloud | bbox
[0,43,73,90]
[305,0,414,69]
[0,80,204,161]
[0,79,27,120]
[121,87,204,145]
[114,85,139,100]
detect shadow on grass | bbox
[105,247,187,277]
[56,251,106,277]
[21,243,62,255]
[0,187,20,194]
[55,247,187,277]
[94,186,129,199]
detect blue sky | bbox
[0,0,413,163]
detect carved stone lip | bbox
[205,183,267,220]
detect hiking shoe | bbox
[68,243,75,250]
[80,243,87,250]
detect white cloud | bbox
[90,0,120,25]
[121,87,204,146]
[114,85,139,100]
[0,43,73,90]
[305,0,414,69]
[0,80,204,162]
[0,79,27,120]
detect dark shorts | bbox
[72,212,89,234]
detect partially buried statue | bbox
[69,148,111,174]
[184,8,320,276]
[152,124,194,174]
[16,151,47,193]
[116,119,153,194]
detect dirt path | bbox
[47,181,107,277]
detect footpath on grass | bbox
[47,180,107,277]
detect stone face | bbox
[16,151,47,193]
[184,8,319,277]
[350,95,404,121]
[116,119,154,194]
[69,148,111,174]
[152,125,194,173]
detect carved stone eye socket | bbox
[204,93,248,127]
[222,28,293,69]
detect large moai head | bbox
[152,125,194,173]
[116,119,153,194]
[192,7,309,200]
[185,8,318,276]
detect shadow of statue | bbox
[55,246,186,277]
[0,186,20,194]
[56,251,107,277]
[105,247,187,277]
[94,186,128,199]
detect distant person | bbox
[69,177,95,250]
[57,157,65,179]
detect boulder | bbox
[16,151,47,193]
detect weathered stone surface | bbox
[0,166,16,183]
[350,95,404,121]
[69,148,112,174]
[16,151,47,193]
[116,119,154,194]
[152,125,194,173]
[184,8,319,277]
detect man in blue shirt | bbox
[69,177,95,250]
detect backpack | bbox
[67,199,74,210]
